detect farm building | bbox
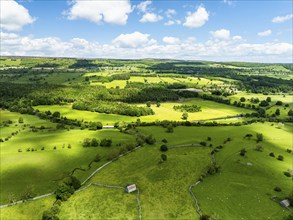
[280,199,290,207]
[125,184,137,193]
[103,125,115,129]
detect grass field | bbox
[90,76,224,88]
[0,123,291,219]
[0,111,135,204]
[34,98,252,125]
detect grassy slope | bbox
[0,111,135,204]
[34,98,252,125]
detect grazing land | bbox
[0,57,292,220]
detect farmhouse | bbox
[280,199,290,207]
[125,184,137,193]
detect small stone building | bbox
[125,184,137,193]
[280,199,290,207]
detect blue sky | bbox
[1,0,292,62]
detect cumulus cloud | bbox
[165,9,176,18]
[112,31,156,48]
[183,6,209,28]
[1,32,292,62]
[140,13,163,23]
[162,36,180,44]
[272,14,293,23]
[211,29,230,40]
[65,0,132,25]
[164,20,181,26]
[0,0,35,31]
[137,1,152,13]
[258,29,272,37]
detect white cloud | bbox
[137,1,152,13]
[164,20,181,26]
[165,9,176,18]
[163,36,180,44]
[272,14,293,23]
[0,0,35,31]
[232,35,243,41]
[183,6,209,28]
[66,0,132,25]
[1,32,292,63]
[140,13,163,23]
[112,31,156,48]
[258,29,272,37]
[211,29,230,40]
[223,0,233,5]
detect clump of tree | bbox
[173,104,201,113]
[160,145,168,152]
[55,176,81,201]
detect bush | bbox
[286,149,292,153]
[160,145,168,152]
[100,138,112,147]
[269,152,275,157]
[90,138,99,147]
[161,154,167,161]
[283,171,291,177]
[277,155,284,161]
[255,144,264,152]
[240,148,247,156]
[82,138,91,147]
[274,186,282,192]
[207,137,212,141]
[145,135,156,145]
[162,138,168,143]
[166,124,174,133]
[200,142,207,146]
[256,133,263,142]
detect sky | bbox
[0,0,292,62]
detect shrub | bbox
[82,138,91,147]
[161,154,167,161]
[207,137,212,141]
[162,138,168,143]
[255,144,264,152]
[286,149,292,153]
[256,133,263,142]
[53,146,57,150]
[269,152,275,157]
[240,148,247,156]
[274,186,282,192]
[166,124,174,133]
[100,138,112,147]
[18,149,22,152]
[145,135,156,145]
[90,138,99,147]
[160,145,168,152]
[200,142,207,146]
[277,155,284,161]
[283,171,291,177]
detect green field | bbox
[34,98,252,125]
[0,111,135,205]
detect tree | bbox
[166,124,174,133]
[52,111,61,118]
[240,97,246,102]
[182,112,189,120]
[146,101,151,107]
[160,145,168,152]
[256,133,263,142]
[240,148,247,156]
[277,155,284,161]
[266,97,271,102]
[100,138,112,147]
[161,154,167,161]
[91,138,99,147]
[276,101,283,106]
[18,117,24,123]
[82,138,91,147]
[288,109,293,116]
[275,109,280,116]
[156,102,161,107]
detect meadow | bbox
[0,111,135,205]
[34,98,252,125]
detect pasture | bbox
[34,98,252,125]
[0,111,135,204]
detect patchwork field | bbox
[34,98,253,125]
